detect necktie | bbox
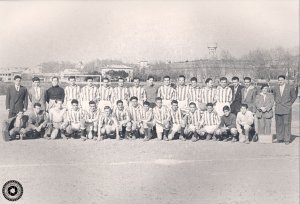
[16,86,20,92]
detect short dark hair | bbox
[143,101,150,106]
[190,77,197,82]
[163,76,170,80]
[118,78,124,81]
[130,96,138,101]
[171,100,178,105]
[71,99,79,105]
[133,77,140,81]
[244,77,251,82]
[102,77,109,82]
[32,77,40,82]
[205,78,213,84]
[68,76,76,80]
[189,102,196,107]
[33,103,41,108]
[206,103,214,107]
[261,84,269,90]
[147,76,154,80]
[278,75,286,80]
[178,75,185,80]
[86,77,93,81]
[89,101,96,105]
[220,77,227,82]
[232,76,239,81]
[155,97,162,102]
[241,103,248,109]
[52,76,59,81]
[116,100,123,105]
[14,75,22,80]
[104,106,111,110]
[223,105,230,112]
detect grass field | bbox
[0,96,299,204]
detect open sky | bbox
[0,0,298,67]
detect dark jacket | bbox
[273,84,297,115]
[229,85,244,115]
[6,85,28,113]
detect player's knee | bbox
[100,128,106,134]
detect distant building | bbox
[0,68,25,82]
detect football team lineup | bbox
[3,74,298,144]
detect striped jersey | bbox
[140,108,153,122]
[82,109,100,122]
[169,108,183,124]
[98,115,117,126]
[153,105,170,123]
[98,86,113,101]
[129,86,147,102]
[187,86,201,103]
[199,87,217,104]
[176,85,189,101]
[201,111,220,126]
[113,108,130,122]
[113,86,129,101]
[128,104,144,121]
[66,108,84,123]
[186,110,202,126]
[64,85,81,101]
[216,86,232,103]
[81,85,98,102]
[157,85,175,100]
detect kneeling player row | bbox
[5,96,255,143]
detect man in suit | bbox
[229,76,244,115]
[273,75,297,144]
[241,77,257,113]
[28,77,46,110]
[6,75,28,118]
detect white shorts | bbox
[215,102,230,116]
[184,124,196,134]
[171,124,181,132]
[204,125,218,134]
[98,100,112,112]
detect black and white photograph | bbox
[0,0,299,203]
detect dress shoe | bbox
[244,139,250,144]
[143,136,150,141]
[284,141,290,145]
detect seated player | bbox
[45,99,68,140]
[65,99,85,139]
[25,103,48,139]
[168,100,186,141]
[113,100,131,139]
[81,101,100,141]
[199,103,220,141]
[236,104,254,144]
[184,102,203,142]
[215,106,238,142]
[140,101,153,141]
[97,106,119,141]
[127,96,144,140]
[4,111,28,140]
[153,97,170,141]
